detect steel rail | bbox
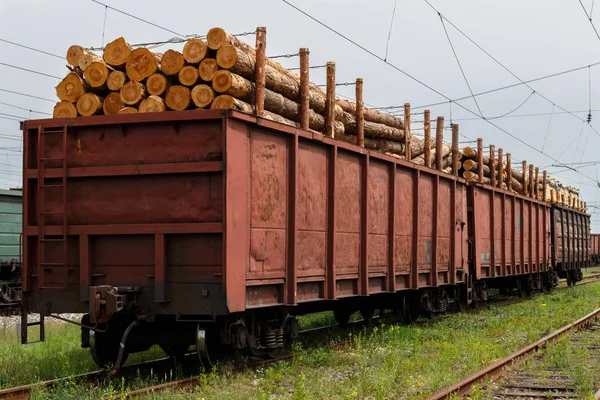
[425,306,600,399]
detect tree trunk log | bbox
[183,39,208,64]
[126,48,162,81]
[211,94,308,127]
[139,95,166,113]
[56,72,89,102]
[118,107,138,114]
[337,98,404,130]
[103,92,124,115]
[146,73,170,96]
[191,84,215,108]
[107,70,127,91]
[67,45,93,67]
[165,85,191,111]
[215,42,342,117]
[178,65,199,87]
[83,61,112,88]
[336,132,404,155]
[160,49,185,76]
[199,58,219,81]
[414,143,451,166]
[120,81,146,106]
[103,37,132,68]
[342,112,404,141]
[78,52,104,71]
[53,101,77,118]
[76,93,103,116]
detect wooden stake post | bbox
[299,48,309,130]
[451,124,459,176]
[356,78,364,147]
[497,148,504,189]
[529,165,534,199]
[424,110,431,168]
[435,117,444,171]
[534,167,539,200]
[325,62,336,137]
[489,145,496,187]
[404,103,411,161]
[506,153,512,190]
[522,161,528,196]
[477,138,483,183]
[254,27,267,117]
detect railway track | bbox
[426,307,600,399]
[2,275,599,400]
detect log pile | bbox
[53,28,585,212]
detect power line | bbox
[438,13,484,117]
[280,0,600,183]
[90,0,186,38]
[0,38,63,59]
[578,0,600,42]
[541,104,555,152]
[486,90,536,120]
[0,112,25,120]
[0,62,61,80]
[384,0,397,61]
[452,108,600,121]
[0,88,55,103]
[0,101,51,116]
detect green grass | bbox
[3,283,600,399]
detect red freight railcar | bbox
[551,205,591,284]
[469,184,552,297]
[590,233,600,264]
[20,110,554,368]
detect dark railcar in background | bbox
[551,205,591,284]
[591,233,600,265]
[0,189,23,309]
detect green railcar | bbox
[0,188,23,306]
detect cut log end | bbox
[53,101,77,118]
[107,70,127,91]
[216,44,238,69]
[146,73,170,96]
[56,72,88,102]
[165,85,191,111]
[83,61,110,88]
[103,37,132,68]
[178,65,199,87]
[76,93,103,116]
[120,81,146,106]
[78,52,103,71]
[161,49,185,76]
[207,27,229,50]
[66,45,85,66]
[103,92,124,115]
[198,58,219,81]
[191,84,215,108]
[212,70,233,93]
[126,48,161,81]
[139,95,166,113]
[183,39,208,64]
[118,107,138,114]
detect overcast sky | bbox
[2,0,600,228]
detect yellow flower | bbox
[541,303,547,307]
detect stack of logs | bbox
[52,27,584,211]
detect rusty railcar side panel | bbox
[551,205,591,273]
[469,185,550,280]
[23,110,469,318]
[591,233,600,262]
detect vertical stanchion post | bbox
[404,103,411,161]
[522,161,528,196]
[451,124,459,176]
[584,201,587,211]
[299,48,310,130]
[254,27,267,117]
[550,189,555,203]
[529,165,534,199]
[561,193,565,206]
[506,153,512,191]
[497,148,504,189]
[325,62,336,138]
[356,78,364,147]
[542,170,547,202]
[489,145,496,187]
[435,117,444,171]
[477,138,484,183]
[424,110,431,168]
[534,168,539,200]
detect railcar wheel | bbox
[89,326,129,369]
[196,324,220,371]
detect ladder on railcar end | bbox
[20,312,45,344]
[37,124,68,290]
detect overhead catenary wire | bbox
[0,88,56,103]
[279,0,599,183]
[0,38,62,59]
[578,0,600,42]
[0,101,51,116]
[0,62,61,80]
[486,90,536,120]
[542,104,555,152]
[384,0,398,61]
